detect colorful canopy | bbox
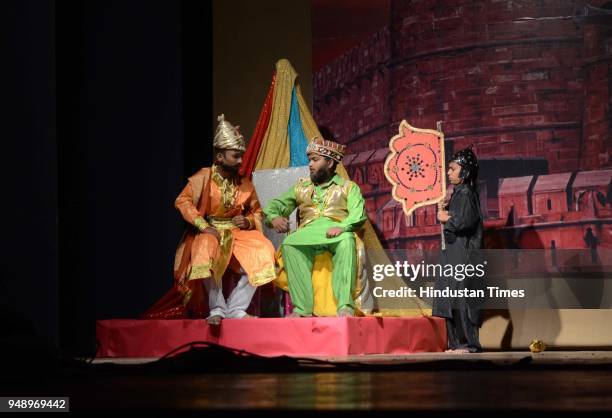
[241,59,320,176]
[241,59,427,316]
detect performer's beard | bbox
[310,167,331,184]
[220,162,240,176]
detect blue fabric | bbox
[288,86,309,167]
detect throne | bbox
[253,166,373,316]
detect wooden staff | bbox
[437,120,446,251]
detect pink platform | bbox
[96,316,447,358]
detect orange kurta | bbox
[144,166,276,319]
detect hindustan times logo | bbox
[372,286,525,299]
[372,260,487,282]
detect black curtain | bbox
[0,0,58,354]
[2,0,212,357]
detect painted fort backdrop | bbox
[312,0,612,251]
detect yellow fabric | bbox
[193,216,210,231]
[311,255,336,316]
[296,84,321,140]
[187,262,212,280]
[207,217,235,286]
[254,59,294,170]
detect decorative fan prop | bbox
[384,120,447,248]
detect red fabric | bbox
[141,286,192,319]
[240,73,276,179]
[96,316,447,358]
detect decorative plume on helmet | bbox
[213,114,246,152]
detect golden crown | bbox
[306,136,345,162]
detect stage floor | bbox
[87,318,612,413]
[92,350,612,366]
[54,351,612,413]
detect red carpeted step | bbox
[96,316,447,358]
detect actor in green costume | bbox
[263,137,367,317]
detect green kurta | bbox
[264,174,366,243]
[264,174,367,316]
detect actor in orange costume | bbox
[145,115,276,325]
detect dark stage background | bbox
[2,0,312,357]
[2,0,212,356]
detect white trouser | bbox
[203,274,256,318]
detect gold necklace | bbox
[212,166,237,211]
